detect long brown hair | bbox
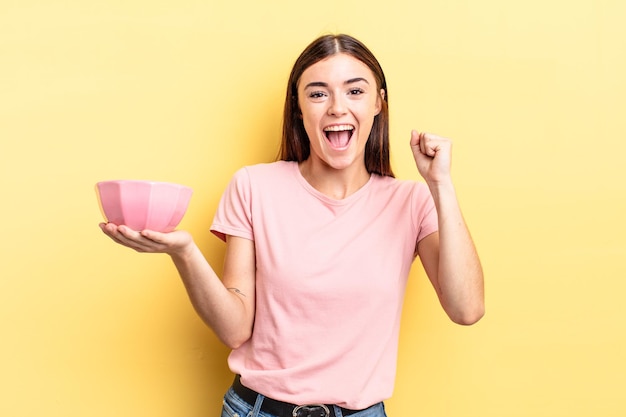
[278,34,394,178]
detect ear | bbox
[375,89,385,115]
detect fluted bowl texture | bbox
[96,180,193,232]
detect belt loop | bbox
[250,391,265,417]
[332,405,343,417]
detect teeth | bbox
[324,124,354,132]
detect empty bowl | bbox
[96,180,193,232]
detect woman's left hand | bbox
[411,129,485,325]
[410,130,453,185]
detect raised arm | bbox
[100,223,256,348]
[410,131,484,325]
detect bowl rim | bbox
[96,179,193,190]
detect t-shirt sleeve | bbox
[413,183,439,243]
[210,167,254,242]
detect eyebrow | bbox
[303,77,370,89]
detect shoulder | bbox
[227,161,298,195]
[233,161,298,182]
[371,174,430,199]
[237,161,297,180]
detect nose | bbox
[327,94,347,116]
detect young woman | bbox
[101,34,484,417]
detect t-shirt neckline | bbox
[288,161,374,206]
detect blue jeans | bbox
[221,387,388,417]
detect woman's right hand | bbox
[99,222,193,257]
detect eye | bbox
[308,91,327,99]
[348,88,365,95]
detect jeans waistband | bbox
[231,375,370,417]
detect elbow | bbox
[221,329,253,350]
[223,337,247,350]
[225,339,246,350]
[449,304,485,326]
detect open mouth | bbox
[324,124,354,149]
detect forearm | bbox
[429,179,484,324]
[169,244,252,348]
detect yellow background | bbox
[2,0,625,416]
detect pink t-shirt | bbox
[211,161,438,409]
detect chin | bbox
[323,155,360,171]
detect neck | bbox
[298,159,371,200]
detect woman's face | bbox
[297,53,383,173]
